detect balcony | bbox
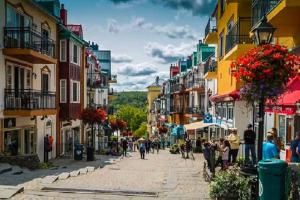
[252,0,300,37]
[204,17,218,44]
[89,103,107,110]
[188,106,205,115]
[4,89,56,117]
[170,106,183,113]
[87,77,103,88]
[108,75,117,84]
[204,60,218,79]
[3,27,56,64]
[224,18,255,61]
[170,84,185,93]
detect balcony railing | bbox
[89,103,107,110]
[204,60,217,74]
[5,89,55,110]
[225,18,252,54]
[4,27,55,58]
[205,17,217,39]
[170,106,184,113]
[188,106,205,115]
[252,0,282,27]
[170,84,184,93]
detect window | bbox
[70,42,81,65]
[219,31,224,58]
[227,106,234,120]
[6,65,13,89]
[60,40,66,62]
[25,69,31,89]
[73,44,78,63]
[60,79,67,103]
[70,80,80,103]
[220,0,226,16]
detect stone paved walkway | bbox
[12,150,210,200]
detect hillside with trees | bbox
[110,91,147,109]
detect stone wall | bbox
[0,155,40,170]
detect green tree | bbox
[134,122,147,138]
[116,105,147,132]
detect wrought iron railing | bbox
[205,17,217,39]
[252,0,282,27]
[170,84,184,93]
[225,18,252,53]
[204,60,217,74]
[4,27,55,58]
[4,89,56,110]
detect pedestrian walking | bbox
[155,139,160,154]
[291,131,300,162]
[44,134,50,163]
[139,142,146,159]
[227,128,240,164]
[185,139,192,159]
[244,124,256,165]
[145,139,151,154]
[203,142,211,170]
[263,133,279,160]
[122,139,128,157]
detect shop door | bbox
[4,130,20,156]
[24,129,36,154]
[64,130,73,157]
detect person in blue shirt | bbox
[291,132,300,162]
[263,133,279,160]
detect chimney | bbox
[60,4,67,26]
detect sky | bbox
[60,0,216,91]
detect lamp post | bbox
[251,16,276,161]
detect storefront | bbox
[1,118,36,156]
[60,120,81,157]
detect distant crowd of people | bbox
[119,136,167,160]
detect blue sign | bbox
[204,113,213,123]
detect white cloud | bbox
[117,62,158,76]
[145,42,195,63]
[107,19,120,33]
[111,54,133,63]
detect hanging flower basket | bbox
[231,44,300,103]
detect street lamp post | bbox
[251,16,276,161]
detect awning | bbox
[184,121,214,131]
[209,90,240,103]
[265,76,300,115]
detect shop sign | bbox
[265,105,296,115]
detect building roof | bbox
[67,24,83,39]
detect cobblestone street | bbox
[13,150,210,200]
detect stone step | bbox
[58,172,70,180]
[0,185,24,199]
[70,170,80,177]
[42,176,58,184]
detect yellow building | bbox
[204,0,254,138]
[147,78,161,136]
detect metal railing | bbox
[252,0,282,27]
[4,89,56,110]
[170,84,184,93]
[204,60,217,74]
[225,18,252,53]
[170,106,184,113]
[205,17,217,39]
[4,27,55,58]
[188,106,205,115]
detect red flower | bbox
[273,53,283,60]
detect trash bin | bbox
[258,159,288,200]
[74,144,83,160]
[86,146,95,161]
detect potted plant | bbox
[210,169,251,200]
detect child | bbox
[221,140,230,170]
